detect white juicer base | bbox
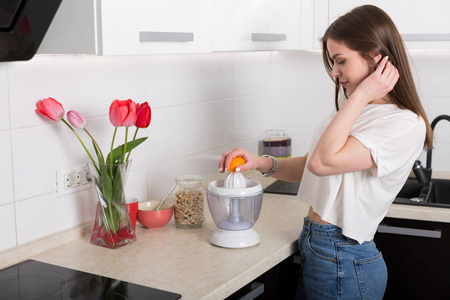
[210,228,260,248]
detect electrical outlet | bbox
[56,165,93,197]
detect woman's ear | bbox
[369,52,383,70]
[371,52,382,62]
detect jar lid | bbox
[175,175,203,187]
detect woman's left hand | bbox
[353,56,399,104]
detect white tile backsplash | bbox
[270,92,334,136]
[232,94,273,142]
[125,167,148,203]
[171,52,234,104]
[410,52,450,97]
[272,50,334,94]
[11,123,88,201]
[1,49,450,252]
[0,131,14,206]
[232,51,273,97]
[0,64,9,131]
[0,204,16,251]
[147,100,233,166]
[8,55,146,129]
[15,188,96,244]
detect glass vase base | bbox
[90,225,136,249]
[88,161,136,249]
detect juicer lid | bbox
[207,178,262,196]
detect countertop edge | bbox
[387,203,450,223]
[202,241,298,300]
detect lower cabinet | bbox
[226,254,300,300]
[374,217,450,300]
[226,217,450,300]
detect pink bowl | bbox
[137,201,173,229]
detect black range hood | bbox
[0,0,61,62]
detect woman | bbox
[218,5,433,300]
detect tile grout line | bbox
[6,62,19,248]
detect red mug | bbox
[126,197,139,231]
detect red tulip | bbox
[18,14,32,36]
[109,99,139,127]
[135,102,151,128]
[67,110,86,129]
[36,97,65,121]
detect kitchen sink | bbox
[394,178,450,208]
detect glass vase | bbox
[87,160,136,249]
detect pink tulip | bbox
[109,99,139,127]
[67,110,86,129]
[135,102,151,128]
[35,97,65,121]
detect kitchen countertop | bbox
[32,178,307,300]
[4,171,450,299]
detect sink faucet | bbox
[426,114,450,169]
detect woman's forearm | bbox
[268,155,308,182]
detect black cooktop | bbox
[264,180,300,195]
[0,260,181,300]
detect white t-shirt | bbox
[297,104,426,244]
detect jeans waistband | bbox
[303,216,371,244]
[303,216,344,238]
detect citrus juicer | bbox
[206,167,263,248]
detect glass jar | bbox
[173,175,204,228]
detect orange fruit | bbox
[229,156,246,172]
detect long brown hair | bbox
[321,5,433,151]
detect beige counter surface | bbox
[32,192,308,300]
[5,171,450,299]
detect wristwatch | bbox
[261,155,278,177]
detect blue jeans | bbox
[296,217,387,300]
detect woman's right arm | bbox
[219,147,307,182]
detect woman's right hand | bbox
[352,56,399,104]
[219,147,271,173]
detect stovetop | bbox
[0,260,181,300]
[264,180,300,195]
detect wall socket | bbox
[56,165,93,197]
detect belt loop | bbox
[304,217,310,228]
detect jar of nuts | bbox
[174,175,204,228]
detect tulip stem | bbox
[84,128,105,164]
[123,127,129,164]
[110,127,117,176]
[125,128,139,162]
[61,119,99,174]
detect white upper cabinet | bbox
[212,0,302,51]
[101,0,213,55]
[309,0,329,50]
[327,0,450,49]
[38,0,213,55]
[38,0,311,55]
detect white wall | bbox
[1,50,449,252]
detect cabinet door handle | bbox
[139,31,194,42]
[378,224,441,239]
[401,33,450,41]
[252,33,286,41]
[238,282,264,300]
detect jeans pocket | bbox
[354,252,387,300]
[307,234,337,262]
